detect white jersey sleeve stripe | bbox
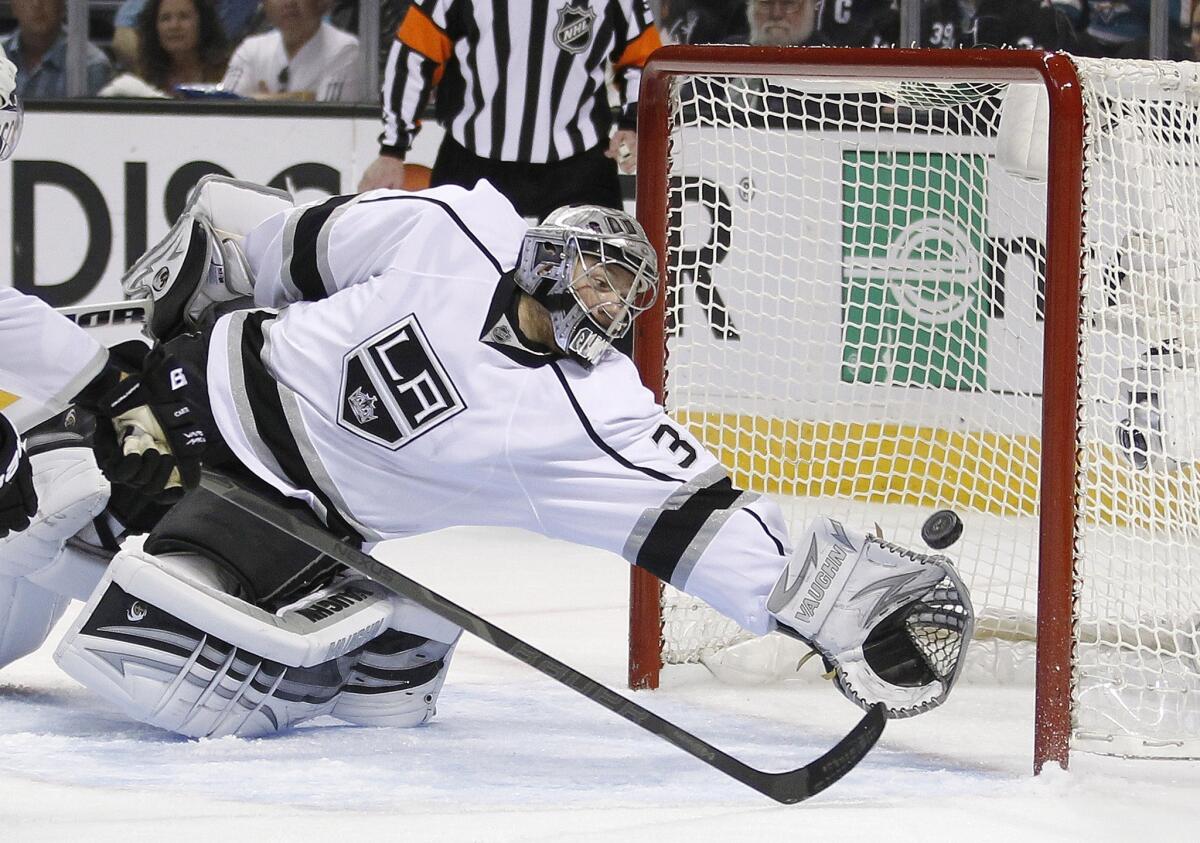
[316,200,365,301]
[223,311,293,487]
[277,212,308,304]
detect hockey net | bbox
[630,48,1200,768]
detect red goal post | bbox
[629,47,1087,773]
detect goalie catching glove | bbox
[767,517,974,718]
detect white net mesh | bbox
[650,56,1200,757]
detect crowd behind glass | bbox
[0,0,1195,104]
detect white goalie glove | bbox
[55,545,461,738]
[0,436,113,669]
[766,517,974,718]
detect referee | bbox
[356,0,662,219]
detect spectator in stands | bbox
[221,0,362,102]
[817,0,963,48]
[1192,0,1200,59]
[112,0,259,71]
[1,0,113,98]
[1052,0,1182,57]
[134,0,230,93]
[747,0,819,45]
[814,0,894,47]
[655,0,749,43]
[356,0,661,219]
[972,0,1079,50]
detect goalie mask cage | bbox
[629,46,1200,772]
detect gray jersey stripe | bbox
[277,210,305,303]
[225,312,292,486]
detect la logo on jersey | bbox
[554,1,595,54]
[338,315,466,450]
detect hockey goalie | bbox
[0,173,974,747]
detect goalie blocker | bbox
[767,517,974,718]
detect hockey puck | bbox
[921,509,963,550]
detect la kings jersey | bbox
[208,181,789,633]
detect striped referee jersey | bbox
[379,0,661,164]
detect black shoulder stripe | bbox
[290,194,357,301]
[359,193,504,273]
[633,475,744,584]
[549,361,682,484]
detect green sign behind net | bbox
[841,151,988,390]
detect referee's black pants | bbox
[430,136,624,222]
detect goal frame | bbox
[628,46,1086,774]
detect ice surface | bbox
[1,527,1196,841]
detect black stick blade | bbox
[758,703,885,804]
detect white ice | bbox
[1,527,1196,842]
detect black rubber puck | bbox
[921,509,963,550]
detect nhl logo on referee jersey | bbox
[554,1,596,54]
[338,315,466,450]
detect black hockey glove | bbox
[78,334,227,503]
[0,412,37,538]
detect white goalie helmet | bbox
[515,205,658,366]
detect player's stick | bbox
[198,471,885,804]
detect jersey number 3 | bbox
[653,423,697,468]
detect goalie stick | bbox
[198,471,885,804]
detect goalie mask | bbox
[515,205,658,366]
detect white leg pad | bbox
[0,574,69,668]
[54,551,397,738]
[331,633,460,728]
[0,446,109,581]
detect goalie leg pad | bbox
[54,548,398,738]
[332,629,460,728]
[0,575,70,668]
[767,517,974,718]
[144,481,343,609]
[0,444,110,583]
